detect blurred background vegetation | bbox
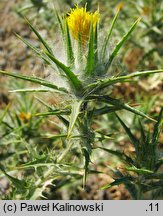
[0,0,162,199]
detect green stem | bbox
[137,179,144,200]
[57,140,74,163]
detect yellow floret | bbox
[66,5,100,45]
[19,112,31,122]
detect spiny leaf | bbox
[29,188,46,200]
[144,173,163,180]
[152,107,163,146]
[139,120,146,143]
[92,105,122,116]
[82,148,90,187]
[0,167,26,190]
[142,181,163,193]
[0,103,10,124]
[35,97,70,127]
[106,17,141,69]
[90,95,156,122]
[25,17,53,54]
[18,155,48,168]
[0,70,67,92]
[10,88,68,94]
[15,33,51,65]
[101,177,132,190]
[109,168,138,199]
[101,8,120,61]
[16,32,71,85]
[94,23,98,62]
[45,134,83,139]
[35,96,55,110]
[113,100,155,122]
[45,134,67,140]
[95,132,113,141]
[97,146,134,165]
[35,110,70,117]
[89,170,103,174]
[67,100,82,137]
[77,33,83,67]
[115,113,139,151]
[65,20,74,67]
[45,51,83,93]
[86,69,163,94]
[55,10,64,36]
[126,166,154,175]
[85,25,95,76]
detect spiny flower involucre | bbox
[66,5,100,45]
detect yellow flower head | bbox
[19,112,31,122]
[66,5,100,44]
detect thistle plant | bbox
[0,3,163,199]
[101,108,163,200]
[0,85,43,144]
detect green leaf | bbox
[0,103,10,124]
[110,96,156,122]
[106,17,141,69]
[97,146,134,165]
[35,97,70,127]
[89,170,103,174]
[67,100,82,137]
[85,24,95,76]
[144,173,163,180]
[0,70,67,92]
[25,17,53,54]
[115,114,139,151]
[18,163,56,170]
[45,134,67,139]
[90,95,156,122]
[46,134,84,140]
[45,51,83,93]
[94,23,98,62]
[142,181,163,193]
[86,69,163,94]
[92,105,122,116]
[55,10,64,36]
[101,8,120,61]
[108,168,137,199]
[0,167,26,190]
[126,166,154,174]
[35,96,54,110]
[95,132,113,141]
[152,107,163,146]
[82,148,90,187]
[101,176,132,190]
[77,33,84,67]
[139,120,146,143]
[65,21,74,67]
[15,33,51,65]
[10,88,67,94]
[35,110,70,117]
